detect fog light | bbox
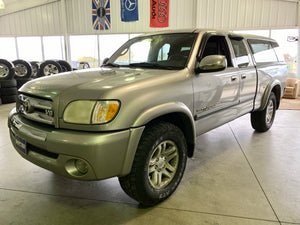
[75,159,88,174]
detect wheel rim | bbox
[32,65,38,76]
[148,140,179,189]
[15,64,28,77]
[0,63,9,78]
[44,64,59,76]
[266,99,274,124]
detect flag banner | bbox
[121,0,138,22]
[150,0,169,27]
[92,0,111,30]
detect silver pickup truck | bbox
[8,29,287,206]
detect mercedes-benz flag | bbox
[121,0,138,22]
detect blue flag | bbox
[121,0,138,22]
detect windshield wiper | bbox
[102,62,120,67]
[129,62,180,70]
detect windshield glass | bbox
[105,33,197,70]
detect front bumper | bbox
[8,108,144,181]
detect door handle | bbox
[231,76,238,81]
[241,74,247,79]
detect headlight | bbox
[63,100,120,124]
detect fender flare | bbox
[132,101,195,128]
[119,102,196,176]
[259,79,282,111]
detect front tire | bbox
[119,122,187,206]
[251,92,277,132]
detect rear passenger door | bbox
[230,36,257,108]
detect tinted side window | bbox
[230,39,250,67]
[202,36,233,67]
[247,39,278,63]
[271,42,285,62]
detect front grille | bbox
[17,94,54,126]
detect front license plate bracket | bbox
[15,135,27,154]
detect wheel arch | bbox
[132,102,196,158]
[120,102,196,177]
[259,80,282,111]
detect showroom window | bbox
[43,36,65,60]
[99,34,129,64]
[70,35,98,68]
[17,36,43,61]
[271,29,298,73]
[0,37,17,61]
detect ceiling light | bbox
[0,0,5,9]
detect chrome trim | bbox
[18,94,54,125]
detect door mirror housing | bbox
[197,55,227,73]
[102,58,109,65]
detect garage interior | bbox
[1,0,300,224]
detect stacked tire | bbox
[13,60,33,89]
[37,60,72,77]
[0,59,17,104]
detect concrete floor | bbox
[0,103,299,225]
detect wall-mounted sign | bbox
[92,0,111,30]
[121,0,139,22]
[287,36,298,42]
[150,0,169,27]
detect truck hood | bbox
[19,67,178,99]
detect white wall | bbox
[0,0,298,36]
[197,0,298,29]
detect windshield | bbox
[105,33,197,70]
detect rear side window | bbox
[271,42,285,62]
[247,39,278,63]
[230,39,250,67]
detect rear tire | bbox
[0,59,15,80]
[1,95,17,104]
[251,92,276,132]
[119,122,187,206]
[0,87,17,96]
[12,60,32,79]
[30,61,40,78]
[38,60,62,77]
[0,79,17,88]
[16,78,32,89]
[57,60,72,72]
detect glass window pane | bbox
[43,36,64,60]
[230,39,250,67]
[109,33,197,69]
[115,39,151,64]
[99,34,129,64]
[70,35,98,68]
[17,37,43,61]
[271,29,298,73]
[248,39,278,63]
[158,44,170,61]
[0,37,17,61]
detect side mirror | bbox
[102,58,109,65]
[197,55,227,73]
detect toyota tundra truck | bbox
[8,30,287,206]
